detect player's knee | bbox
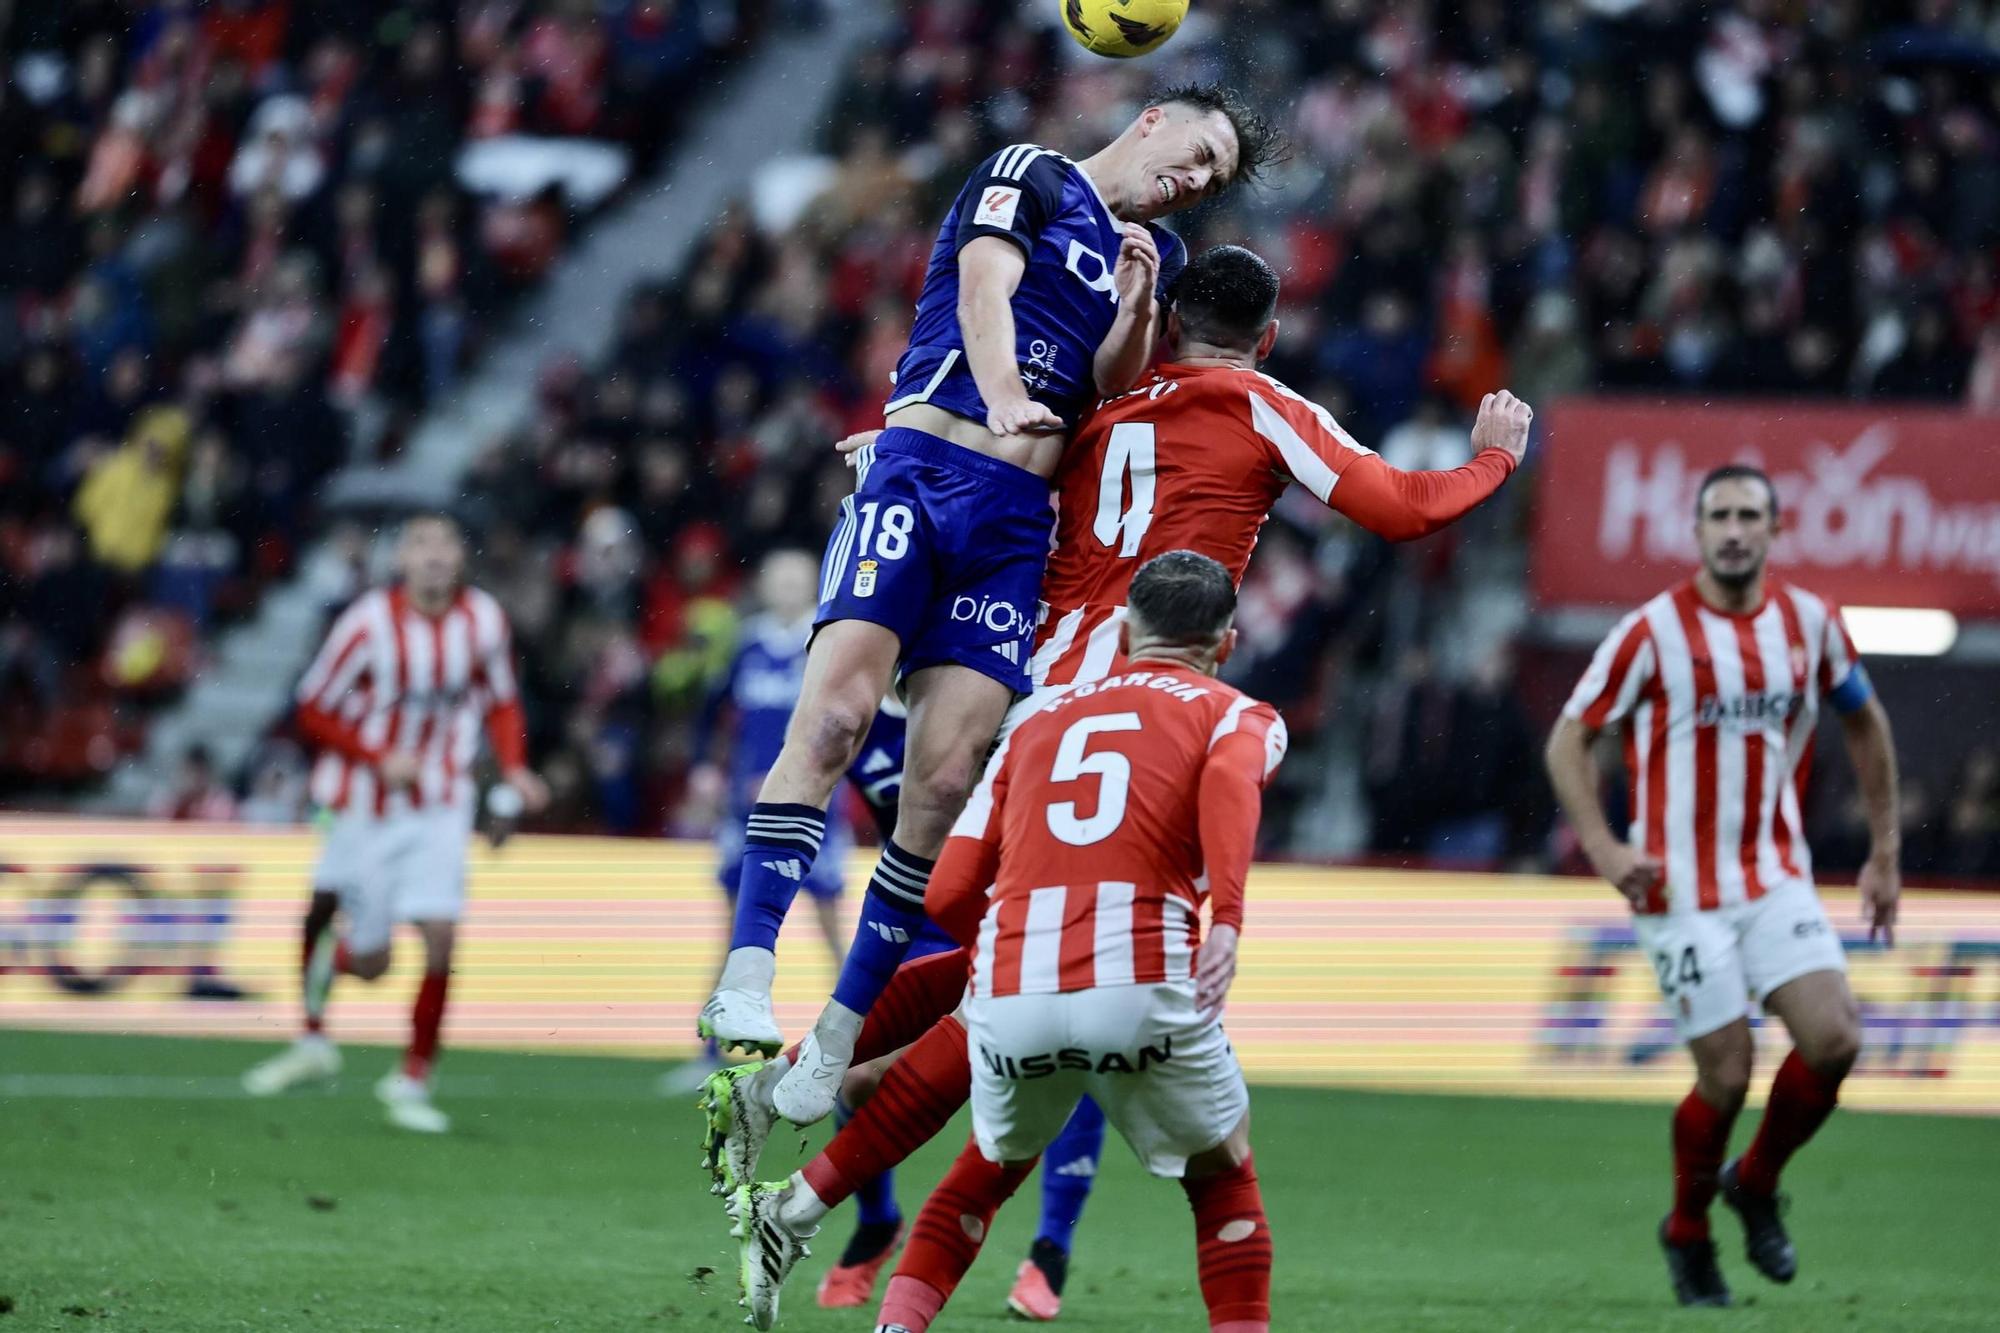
[348,950,391,981]
[902,751,980,827]
[798,702,871,777]
[1802,1021,1862,1079]
[1701,1062,1751,1113]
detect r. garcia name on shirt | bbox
[980,1036,1175,1080]
[1695,690,1803,730]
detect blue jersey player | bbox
[699,84,1279,1132]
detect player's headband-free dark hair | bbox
[1150,81,1288,188]
[1171,244,1279,350]
[1127,549,1237,645]
[1695,464,1780,520]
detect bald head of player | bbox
[1120,549,1239,677]
[756,548,820,626]
[1081,84,1284,222]
[1165,244,1282,367]
[398,511,466,613]
[1693,464,1780,599]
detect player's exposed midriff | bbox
[886,401,1066,480]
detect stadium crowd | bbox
[0,0,765,793]
[7,0,2000,873]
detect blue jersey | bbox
[705,615,817,813]
[889,144,1187,430]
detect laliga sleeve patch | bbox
[973,185,1022,231]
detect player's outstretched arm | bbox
[1545,715,1660,909]
[1092,223,1161,397]
[1837,695,1901,944]
[1324,390,1532,541]
[958,237,1062,436]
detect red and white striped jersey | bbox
[933,662,1287,999]
[1030,361,1516,689]
[1562,579,1862,914]
[295,585,527,817]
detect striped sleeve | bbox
[469,590,527,770]
[295,595,375,708]
[1245,379,1373,505]
[1563,610,1655,729]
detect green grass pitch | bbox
[3,1029,1997,1331]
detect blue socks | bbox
[727,802,828,952]
[830,839,934,1015]
[1037,1097,1106,1255]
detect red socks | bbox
[784,948,973,1069]
[877,1135,1035,1329]
[1181,1155,1272,1332]
[1665,1088,1735,1245]
[1738,1050,1843,1196]
[804,1016,972,1208]
[402,970,450,1081]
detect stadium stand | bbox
[0,0,771,796]
[8,0,1997,874]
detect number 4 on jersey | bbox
[1092,422,1156,557]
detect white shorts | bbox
[966,980,1249,1179]
[314,804,474,955]
[1631,879,1847,1042]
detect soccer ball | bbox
[1060,0,1189,59]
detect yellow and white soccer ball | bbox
[1060,0,1189,59]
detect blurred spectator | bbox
[73,405,191,575]
[148,743,238,821]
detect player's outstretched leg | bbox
[243,893,348,1095]
[1008,1095,1106,1320]
[727,1012,974,1314]
[697,949,972,1193]
[776,669,1010,1124]
[815,1092,905,1309]
[873,1135,1037,1333]
[1721,971,1861,1285]
[1179,1133,1273,1333]
[706,622,900,1056]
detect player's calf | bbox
[1181,1131,1271,1333]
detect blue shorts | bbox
[817,427,1053,695]
[718,812,848,901]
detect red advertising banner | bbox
[1532,400,2000,615]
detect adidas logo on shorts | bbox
[992,641,1020,665]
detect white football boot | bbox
[241,1036,341,1096]
[730,1180,817,1332]
[698,987,783,1058]
[771,1007,859,1126]
[375,1071,450,1134]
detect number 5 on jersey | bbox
[1047,712,1142,845]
